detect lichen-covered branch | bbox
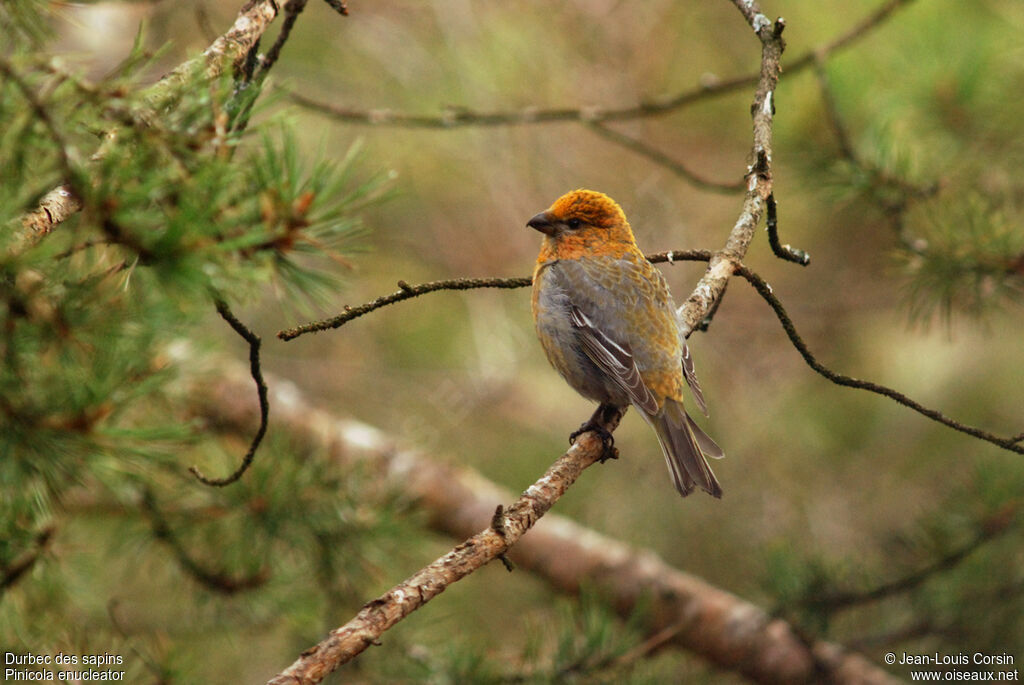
[264,406,623,685]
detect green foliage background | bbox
[2,0,1022,683]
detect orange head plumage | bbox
[527,189,638,262]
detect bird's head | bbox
[528,190,637,258]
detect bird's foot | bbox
[569,404,620,463]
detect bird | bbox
[528,189,724,497]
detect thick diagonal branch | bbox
[192,365,899,685]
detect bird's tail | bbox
[648,399,724,498]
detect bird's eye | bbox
[566,218,582,229]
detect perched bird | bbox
[529,189,724,497]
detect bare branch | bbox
[733,264,1024,454]
[190,300,269,485]
[765,193,810,265]
[285,0,912,130]
[277,276,533,340]
[257,0,310,80]
[279,249,1024,454]
[320,0,348,15]
[782,503,1018,615]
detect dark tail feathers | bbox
[650,399,723,498]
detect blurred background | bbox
[4,0,1023,682]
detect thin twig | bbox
[258,0,310,79]
[783,503,1017,615]
[586,122,745,194]
[765,193,810,265]
[275,251,711,341]
[733,264,1024,454]
[321,0,348,15]
[141,488,269,594]
[812,55,857,161]
[0,526,56,593]
[190,300,270,485]
[277,276,533,340]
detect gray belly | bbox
[534,275,629,406]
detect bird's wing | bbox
[569,304,660,414]
[681,342,708,416]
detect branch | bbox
[188,363,898,685]
[277,276,533,340]
[783,502,1018,615]
[266,409,624,685]
[586,122,746,194]
[281,251,1024,455]
[0,526,56,594]
[732,264,1024,454]
[676,4,785,337]
[13,0,286,248]
[285,0,911,130]
[273,251,705,341]
[141,488,269,595]
[189,300,269,485]
[765,193,810,265]
[257,0,310,79]
[143,0,282,113]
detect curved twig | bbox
[783,502,1018,616]
[733,264,1024,454]
[765,193,810,265]
[141,489,269,594]
[190,300,270,484]
[586,122,745,194]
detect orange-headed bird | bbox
[529,189,723,497]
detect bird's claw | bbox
[569,421,619,463]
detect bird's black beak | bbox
[527,211,557,236]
